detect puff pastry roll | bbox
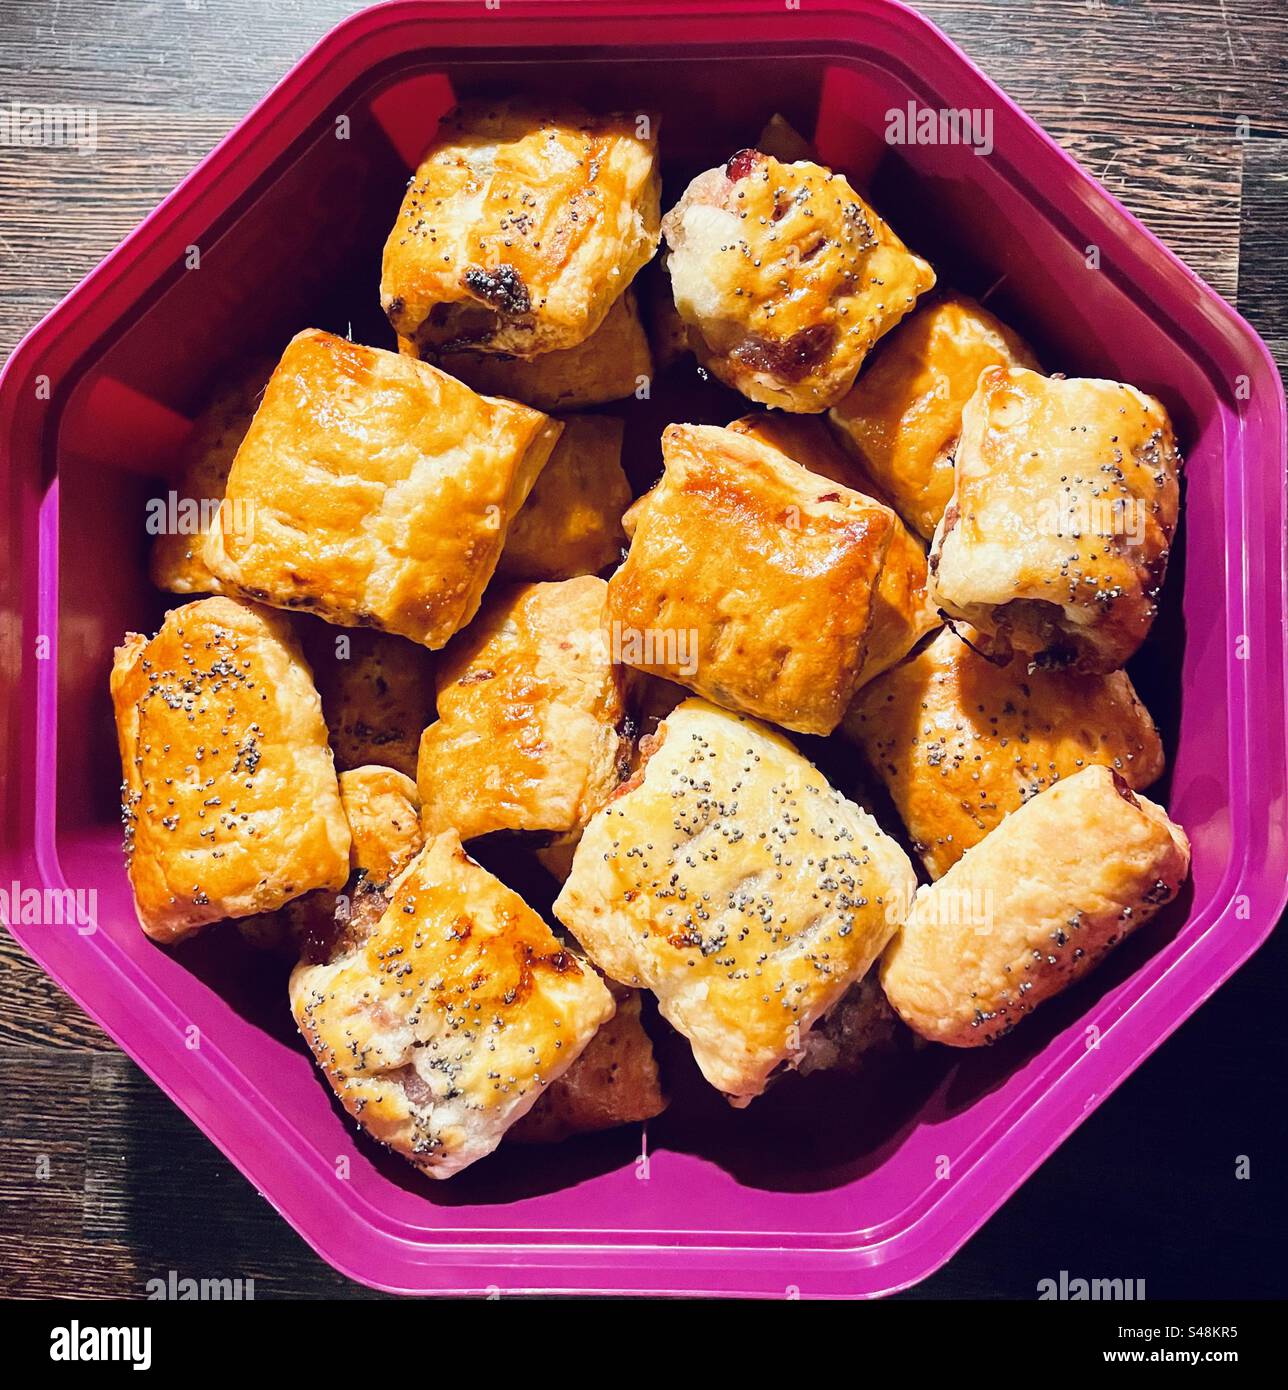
[290,829,615,1177]
[204,330,562,648]
[381,99,661,358]
[607,424,894,735]
[553,699,917,1105]
[111,597,351,943]
[427,290,652,411]
[881,765,1190,1046]
[149,356,274,596]
[417,576,628,842]
[829,293,1038,540]
[928,367,1182,671]
[510,984,667,1142]
[338,766,424,885]
[726,413,940,687]
[844,625,1164,879]
[312,628,435,779]
[662,151,934,411]
[238,769,422,954]
[497,416,631,581]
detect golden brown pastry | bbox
[881,765,1190,1046]
[553,699,917,1105]
[428,290,652,411]
[662,151,934,411]
[204,330,562,648]
[237,770,423,956]
[927,367,1182,671]
[290,829,615,1177]
[607,424,894,735]
[338,766,424,884]
[381,99,661,358]
[828,293,1038,540]
[417,576,628,842]
[311,627,435,779]
[510,984,667,1142]
[149,356,274,595]
[843,625,1165,879]
[726,412,940,687]
[497,416,631,581]
[111,597,350,944]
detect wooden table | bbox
[1,0,1284,1299]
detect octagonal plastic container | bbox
[1,0,1284,1297]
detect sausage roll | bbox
[607,423,894,735]
[148,356,274,596]
[381,99,661,359]
[338,766,424,884]
[417,576,628,842]
[312,627,435,780]
[828,293,1038,540]
[289,829,615,1177]
[497,416,631,582]
[927,367,1183,671]
[204,330,562,649]
[843,625,1165,879]
[553,699,917,1105]
[726,413,940,687]
[111,597,351,943]
[427,289,652,411]
[794,973,908,1077]
[662,150,934,411]
[881,765,1190,1046]
[238,767,423,954]
[510,984,667,1142]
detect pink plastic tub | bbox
[2,0,1284,1298]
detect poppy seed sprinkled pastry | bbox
[843,625,1165,879]
[607,424,895,735]
[111,597,351,944]
[204,330,562,649]
[881,765,1190,1046]
[828,293,1039,540]
[553,698,917,1106]
[510,983,667,1143]
[425,289,653,411]
[290,829,615,1177]
[497,416,632,582]
[381,99,661,359]
[727,412,940,688]
[417,576,629,843]
[662,150,934,411]
[927,366,1182,672]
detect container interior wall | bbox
[48,44,1230,1241]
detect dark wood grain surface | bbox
[1,0,1284,1300]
